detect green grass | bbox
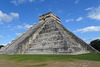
[24,63,48,67]
[0,53,100,62]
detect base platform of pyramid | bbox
[0,12,99,55]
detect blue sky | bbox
[0,0,100,45]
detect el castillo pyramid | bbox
[0,12,99,55]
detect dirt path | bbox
[0,60,100,67]
[46,60,100,67]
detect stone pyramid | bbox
[0,12,99,55]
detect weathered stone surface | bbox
[0,12,99,55]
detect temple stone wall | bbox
[0,12,99,55]
[24,19,99,54]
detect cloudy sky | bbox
[0,0,100,45]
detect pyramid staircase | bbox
[0,12,99,55]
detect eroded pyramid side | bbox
[0,12,99,55]
[24,18,99,54]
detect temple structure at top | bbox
[39,12,61,24]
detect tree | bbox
[90,39,100,52]
[0,45,4,49]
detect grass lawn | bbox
[0,53,100,67]
[0,53,100,62]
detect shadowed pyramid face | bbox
[0,12,99,55]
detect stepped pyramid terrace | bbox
[0,12,99,55]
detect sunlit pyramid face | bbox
[0,12,99,55]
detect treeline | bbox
[89,39,100,52]
[0,45,4,49]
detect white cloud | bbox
[39,0,45,2]
[16,33,22,36]
[83,36,100,44]
[11,0,44,5]
[11,0,26,5]
[7,35,11,37]
[88,6,100,20]
[29,0,35,2]
[66,19,74,22]
[74,0,80,4]
[75,26,100,33]
[11,0,35,5]
[0,22,3,24]
[0,10,19,23]
[0,35,4,38]
[58,10,62,13]
[6,25,11,28]
[85,7,94,11]
[10,13,19,18]
[16,24,33,29]
[76,17,83,21]
[0,44,6,46]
